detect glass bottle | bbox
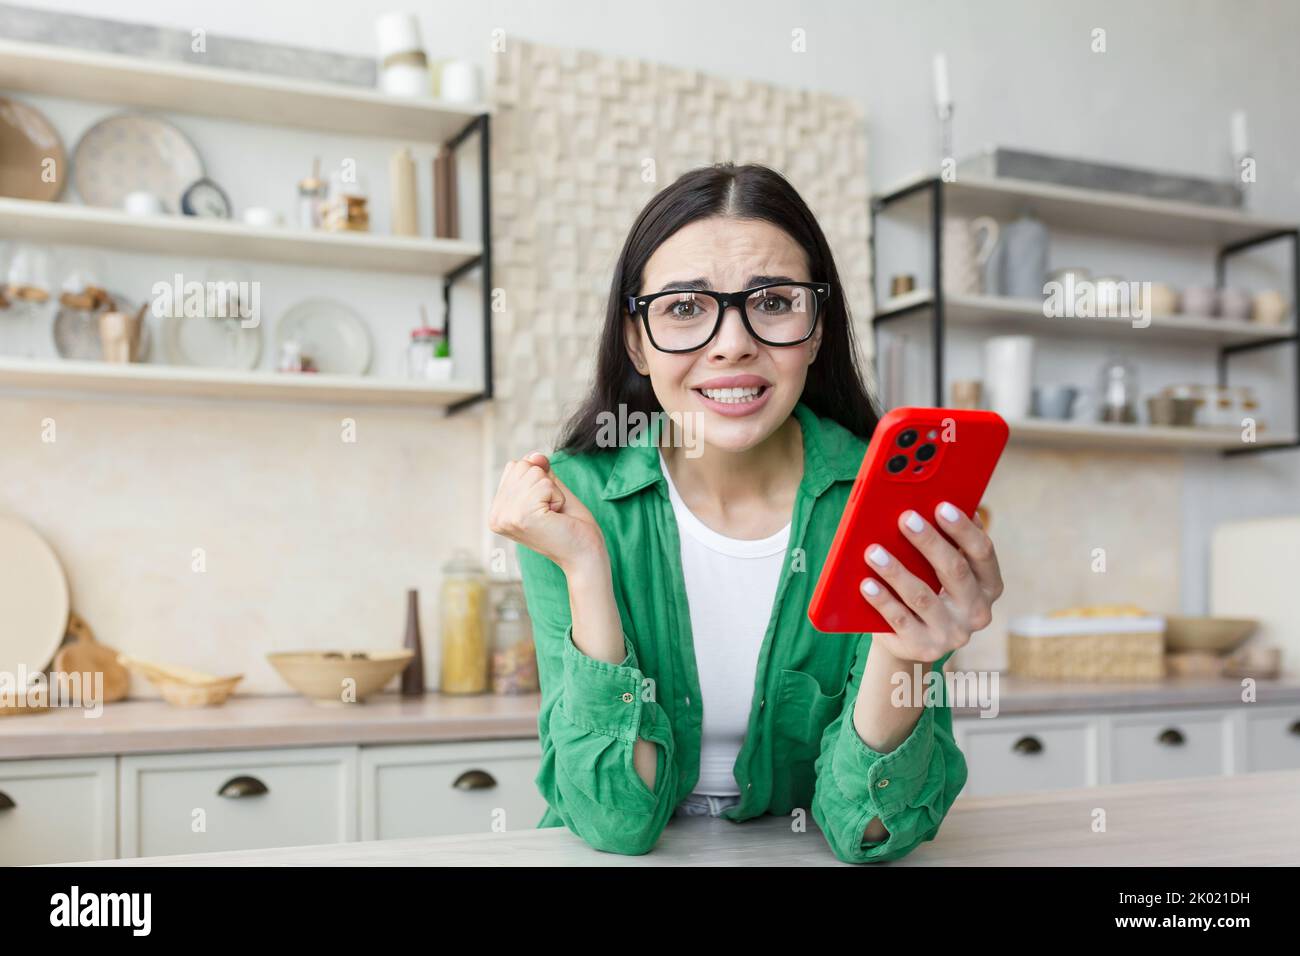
[491,585,538,695]
[439,550,489,694]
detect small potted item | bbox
[407,305,452,380]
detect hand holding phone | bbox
[808,407,1008,641]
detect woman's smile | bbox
[690,373,774,416]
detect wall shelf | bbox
[877,171,1297,246]
[0,197,483,276]
[0,357,481,409]
[870,174,1300,456]
[0,38,485,142]
[874,289,1296,347]
[0,38,495,412]
[1008,417,1296,452]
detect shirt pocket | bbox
[776,667,847,744]
[771,667,847,809]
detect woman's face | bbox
[624,216,823,454]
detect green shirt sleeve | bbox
[810,635,968,863]
[516,542,679,855]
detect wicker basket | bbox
[1008,613,1166,680]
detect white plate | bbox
[274,299,372,376]
[71,112,204,213]
[0,512,69,678]
[162,314,262,370]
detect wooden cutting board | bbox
[1211,515,1300,675]
[52,613,130,703]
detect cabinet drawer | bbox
[120,747,356,858]
[1108,711,1231,784]
[360,740,546,840]
[0,757,116,865]
[1242,704,1300,772]
[956,716,1098,797]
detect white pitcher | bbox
[942,216,1000,296]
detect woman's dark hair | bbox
[556,162,880,453]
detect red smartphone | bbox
[808,406,1009,634]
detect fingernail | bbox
[904,511,925,533]
[939,501,960,522]
[862,578,881,596]
[867,545,891,567]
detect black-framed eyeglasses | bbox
[626,281,830,353]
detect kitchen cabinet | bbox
[1242,703,1300,772]
[954,701,1300,797]
[0,757,116,865]
[119,747,357,858]
[359,740,547,840]
[1107,709,1233,784]
[954,714,1100,797]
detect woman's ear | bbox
[624,315,649,375]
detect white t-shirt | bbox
[659,450,791,796]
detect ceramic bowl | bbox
[267,650,414,705]
[1163,616,1257,654]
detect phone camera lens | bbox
[915,442,937,462]
[896,429,918,448]
[886,454,909,474]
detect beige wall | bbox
[1,395,483,695]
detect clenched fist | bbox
[488,452,606,573]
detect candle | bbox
[933,53,951,108]
[1231,109,1248,156]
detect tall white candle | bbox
[1231,109,1249,156]
[933,53,951,108]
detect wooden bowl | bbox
[266,650,414,705]
[1164,616,1258,654]
[117,654,243,707]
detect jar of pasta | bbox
[439,550,489,694]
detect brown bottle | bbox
[401,588,425,697]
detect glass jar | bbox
[1096,355,1139,424]
[491,585,538,695]
[439,550,489,694]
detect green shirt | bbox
[516,400,967,863]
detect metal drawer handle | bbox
[218,775,269,798]
[1012,736,1043,755]
[1289,720,1300,737]
[1157,728,1186,746]
[0,791,14,811]
[453,769,498,791]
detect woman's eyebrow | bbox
[655,277,712,292]
[654,274,799,293]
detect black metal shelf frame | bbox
[868,176,1300,457]
[442,113,493,415]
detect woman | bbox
[488,163,1004,864]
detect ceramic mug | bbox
[1219,287,1252,321]
[1181,286,1219,317]
[1032,384,1082,420]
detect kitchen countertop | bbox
[60,769,1300,866]
[0,692,541,759]
[4,675,1300,760]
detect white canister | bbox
[376,11,431,99]
[439,60,481,103]
[983,335,1035,420]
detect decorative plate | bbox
[0,97,66,202]
[274,299,372,376]
[71,112,204,212]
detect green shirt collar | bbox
[599,400,863,502]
